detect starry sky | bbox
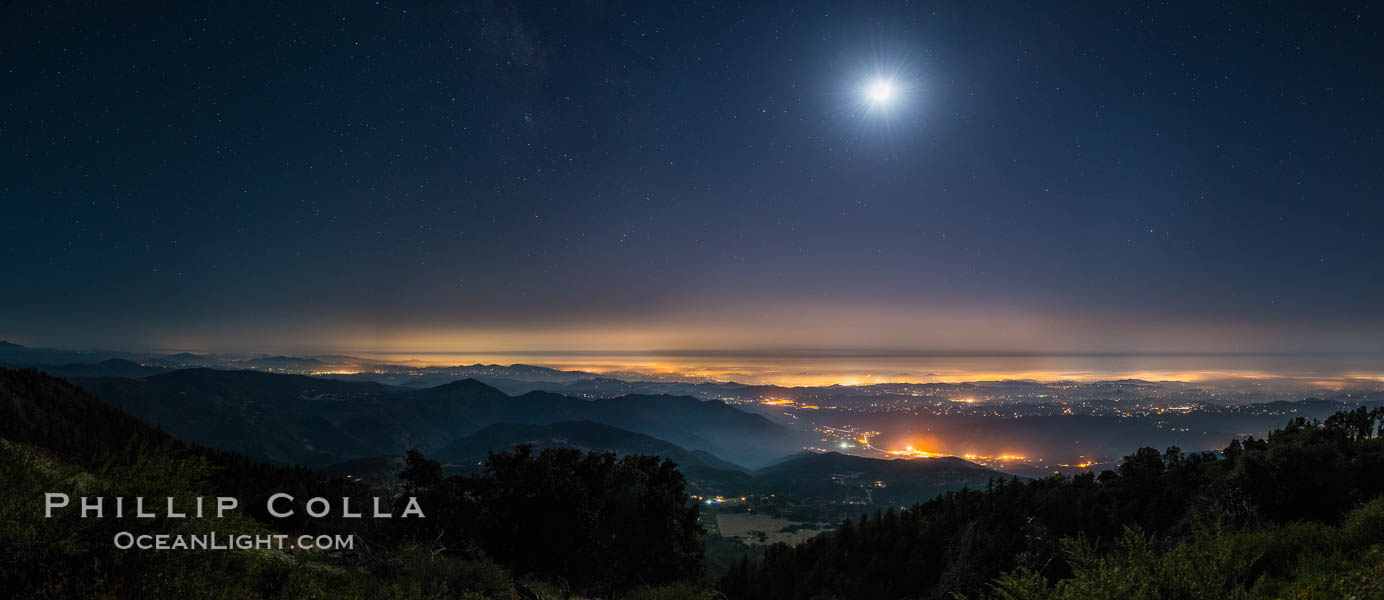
[2,2,1382,359]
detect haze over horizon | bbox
[6,338,1384,388]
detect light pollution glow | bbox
[291,350,1384,388]
[133,301,1384,387]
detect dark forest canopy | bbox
[718,407,1384,599]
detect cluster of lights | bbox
[696,495,748,505]
[962,453,1030,462]
[881,446,1034,463]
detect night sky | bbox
[3,2,1381,358]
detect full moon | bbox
[865,78,897,105]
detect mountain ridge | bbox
[73,368,805,469]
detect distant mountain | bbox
[392,382,803,468]
[754,451,1009,506]
[163,351,212,362]
[434,421,756,495]
[755,451,995,479]
[17,358,167,380]
[318,364,611,389]
[465,363,594,381]
[434,420,737,467]
[690,449,746,472]
[248,355,326,369]
[75,369,403,465]
[0,341,126,367]
[74,369,806,469]
[145,367,393,394]
[473,376,754,399]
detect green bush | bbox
[974,500,1384,600]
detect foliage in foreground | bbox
[0,368,714,599]
[980,499,1384,600]
[399,444,708,596]
[719,406,1384,599]
[0,435,525,599]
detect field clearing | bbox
[714,513,830,546]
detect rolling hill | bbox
[327,422,1006,504]
[73,368,806,469]
[754,451,1010,506]
[433,420,757,495]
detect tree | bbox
[399,448,444,493]
[403,445,707,596]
